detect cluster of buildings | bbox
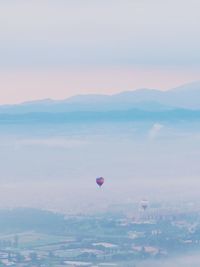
[0,208,199,267]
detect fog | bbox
[0,120,199,213]
[138,252,200,267]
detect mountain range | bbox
[0,81,199,123]
[0,81,200,115]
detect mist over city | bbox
[0,0,200,266]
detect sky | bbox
[0,0,199,104]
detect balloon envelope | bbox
[96,177,104,187]
[141,199,148,210]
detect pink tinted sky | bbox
[0,67,199,105]
[0,1,200,104]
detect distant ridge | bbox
[0,81,199,114]
[0,109,199,124]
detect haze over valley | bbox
[0,82,199,214]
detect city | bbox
[0,203,200,267]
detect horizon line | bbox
[3,79,199,107]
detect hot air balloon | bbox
[96,177,104,187]
[141,199,148,211]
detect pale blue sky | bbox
[0,0,199,103]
